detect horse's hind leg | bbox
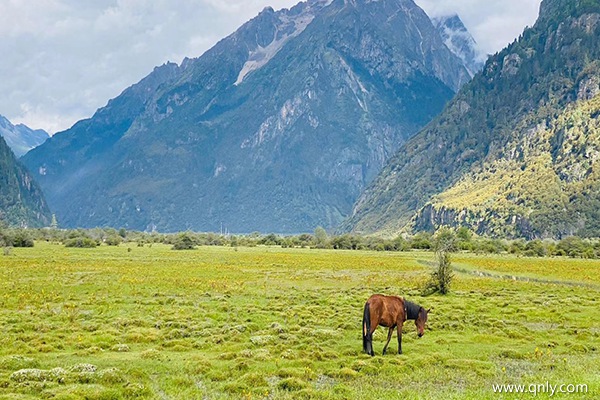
[397,323,403,354]
[382,326,395,355]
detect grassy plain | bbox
[0,243,598,399]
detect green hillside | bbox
[0,135,51,228]
[415,94,600,238]
[343,0,600,239]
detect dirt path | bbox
[417,259,600,290]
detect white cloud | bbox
[416,0,541,55]
[0,0,541,134]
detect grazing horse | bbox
[362,294,429,356]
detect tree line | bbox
[1,224,599,259]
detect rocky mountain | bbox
[0,134,51,228]
[23,0,472,233]
[432,14,484,77]
[343,0,600,239]
[0,115,49,157]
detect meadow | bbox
[0,242,598,399]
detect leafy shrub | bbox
[11,231,34,247]
[410,232,433,249]
[0,229,34,247]
[525,240,546,257]
[259,233,282,246]
[65,237,98,248]
[476,239,507,254]
[171,233,196,250]
[509,239,526,254]
[331,234,362,250]
[104,235,122,246]
[556,237,595,258]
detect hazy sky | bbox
[0,0,541,134]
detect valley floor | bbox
[0,243,598,399]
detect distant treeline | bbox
[1,225,599,259]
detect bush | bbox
[0,229,34,247]
[104,235,122,246]
[476,238,507,254]
[557,237,594,258]
[172,234,196,250]
[259,233,282,246]
[410,232,433,249]
[65,237,98,248]
[331,234,362,250]
[525,240,546,257]
[509,239,526,254]
[11,231,34,247]
[456,226,473,241]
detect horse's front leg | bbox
[397,322,403,354]
[382,325,395,355]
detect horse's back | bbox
[366,294,405,327]
[366,294,403,307]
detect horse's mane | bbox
[405,300,421,320]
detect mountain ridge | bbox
[23,0,473,233]
[342,0,600,239]
[0,115,49,157]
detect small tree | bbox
[424,229,456,295]
[314,226,328,248]
[50,214,58,230]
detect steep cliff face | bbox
[344,0,600,239]
[415,94,600,239]
[23,0,472,233]
[0,135,51,227]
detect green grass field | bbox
[0,243,598,399]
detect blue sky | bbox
[0,0,541,134]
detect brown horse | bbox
[362,294,429,356]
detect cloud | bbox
[0,0,298,133]
[0,0,541,134]
[416,0,541,55]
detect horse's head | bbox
[415,307,430,338]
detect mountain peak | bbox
[233,1,328,85]
[432,14,484,77]
[343,0,600,238]
[0,114,49,157]
[23,0,471,233]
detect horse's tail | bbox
[362,301,373,356]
